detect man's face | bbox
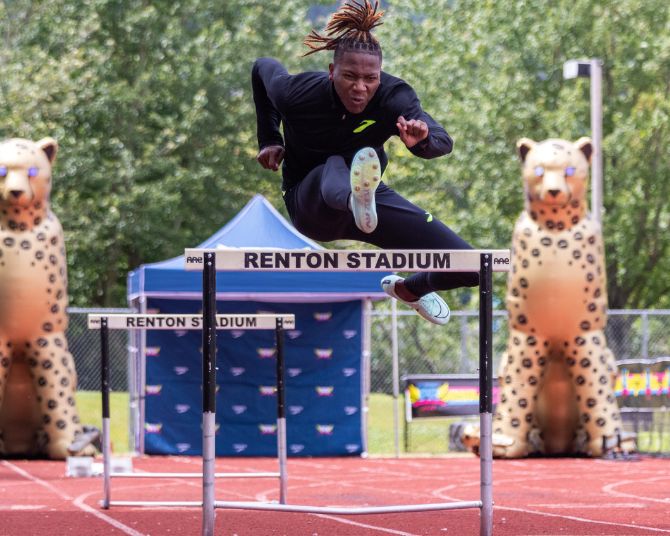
[329,51,381,114]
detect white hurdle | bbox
[88,312,295,510]
[185,248,512,536]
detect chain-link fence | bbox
[369,306,670,455]
[67,307,131,391]
[65,306,669,455]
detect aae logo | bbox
[287,330,302,339]
[259,424,277,435]
[230,367,245,377]
[145,423,163,433]
[146,347,161,357]
[342,368,357,377]
[288,405,304,416]
[257,348,276,358]
[314,348,333,359]
[289,444,305,454]
[232,405,247,415]
[316,386,334,397]
[173,366,189,376]
[343,330,357,339]
[175,404,190,414]
[316,424,334,435]
[287,368,303,378]
[344,406,358,416]
[233,443,248,453]
[146,385,162,395]
[176,443,191,453]
[345,444,360,453]
[230,330,245,339]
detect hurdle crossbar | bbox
[89,312,293,511]
[188,247,511,536]
[110,472,279,478]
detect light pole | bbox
[563,58,604,225]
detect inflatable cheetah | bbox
[464,137,631,458]
[0,137,91,459]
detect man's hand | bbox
[396,116,429,149]
[256,145,285,171]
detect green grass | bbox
[76,391,130,453]
[367,392,467,455]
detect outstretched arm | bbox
[251,58,289,169]
[393,85,453,159]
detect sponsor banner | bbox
[184,248,512,272]
[144,298,363,456]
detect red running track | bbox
[1,454,669,535]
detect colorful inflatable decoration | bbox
[464,137,634,457]
[0,137,92,459]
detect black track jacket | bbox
[251,58,453,191]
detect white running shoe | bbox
[381,275,451,326]
[350,147,381,233]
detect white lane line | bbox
[1,460,73,500]
[1,461,146,536]
[72,491,148,536]
[603,477,670,505]
[496,505,670,534]
[529,503,647,509]
[312,514,421,536]
[431,476,670,534]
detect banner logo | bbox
[259,424,277,435]
[289,405,304,415]
[175,404,190,414]
[257,348,276,359]
[343,330,357,339]
[145,423,163,433]
[233,443,248,453]
[314,312,332,322]
[316,386,334,396]
[174,366,189,375]
[289,444,305,454]
[259,386,276,396]
[315,348,333,359]
[232,405,247,415]
[230,367,245,376]
[342,368,357,377]
[146,385,162,395]
[344,406,358,415]
[146,347,161,357]
[287,330,302,339]
[316,424,334,435]
[176,443,191,452]
[287,368,303,377]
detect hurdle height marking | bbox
[202,251,216,536]
[187,247,511,536]
[101,317,111,509]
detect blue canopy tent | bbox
[126,194,388,456]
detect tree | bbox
[1,0,313,305]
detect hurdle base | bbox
[104,500,202,507]
[214,500,483,515]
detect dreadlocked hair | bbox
[303,0,384,60]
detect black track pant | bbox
[283,155,479,297]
